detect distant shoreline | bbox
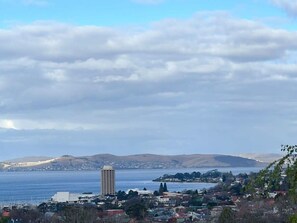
[0,166,265,172]
[0,153,270,171]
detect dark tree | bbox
[174,173,184,181]
[0,218,9,223]
[62,205,98,223]
[218,207,236,223]
[163,183,168,192]
[189,195,203,206]
[116,190,127,201]
[159,183,164,195]
[153,190,159,196]
[124,198,147,220]
[10,208,41,223]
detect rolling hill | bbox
[0,153,269,171]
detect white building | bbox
[51,192,96,203]
[126,188,153,195]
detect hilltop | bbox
[0,153,269,171]
[238,153,282,163]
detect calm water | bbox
[0,167,261,204]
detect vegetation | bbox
[116,190,138,201]
[153,169,233,183]
[124,199,147,220]
[247,145,297,201]
[61,205,98,223]
[0,218,9,223]
[0,154,264,171]
[218,207,236,223]
[153,169,234,183]
[4,145,297,223]
[158,182,168,195]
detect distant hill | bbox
[0,153,267,171]
[238,153,282,163]
[5,156,53,163]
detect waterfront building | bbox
[126,188,153,195]
[101,165,115,195]
[51,192,95,203]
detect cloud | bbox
[44,69,68,82]
[271,0,297,16]
[0,120,17,129]
[0,12,297,158]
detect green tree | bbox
[189,195,203,206]
[0,217,9,223]
[159,183,164,195]
[248,145,297,202]
[126,203,147,220]
[218,207,236,223]
[174,173,184,181]
[125,198,147,220]
[289,214,297,223]
[117,190,127,200]
[62,205,98,223]
[153,190,159,196]
[127,190,138,199]
[163,183,168,192]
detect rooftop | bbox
[102,165,114,170]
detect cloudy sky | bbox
[0,0,297,160]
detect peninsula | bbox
[0,153,269,171]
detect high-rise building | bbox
[101,165,115,195]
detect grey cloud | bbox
[0,12,297,158]
[2,16,297,63]
[271,0,297,16]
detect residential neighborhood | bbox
[1,166,296,223]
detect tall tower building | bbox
[101,165,115,195]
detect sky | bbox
[0,0,297,160]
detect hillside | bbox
[5,156,54,163]
[238,153,282,163]
[0,153,267,171]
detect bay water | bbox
[0,167,261,204]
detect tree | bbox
[159,183,164,195]
[289,214,297,223]
[191,171,201,178]
[10,208,41,223]
[248,145,297,202]
[127,190,138,199]
[174,173,184,181]
[163,183,168,192]
[229,183,242,195]
[189,195,203,206]
[62,205,98,223]
[218,207,236,223]
[117,190,127,201]
[0,218,9,223]
[124,198,147,220]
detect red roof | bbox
[106,209,124,216]
[2,211,10,217]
